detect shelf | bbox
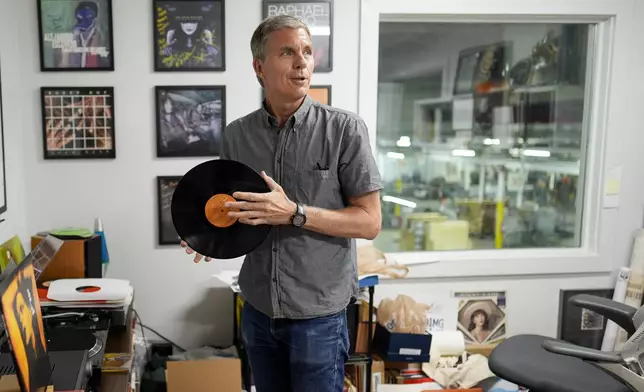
[347,354,371,365]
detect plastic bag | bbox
[357,245,409,279]
[377,294,431,334]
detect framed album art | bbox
[153,0,226,71]
[454,291,507,346]
[309,85,331,105]
[557,288,614,350]
[41,87,115,159]
[36,0,115,71]
[155,85,225,157]
[157,176,182,245]
[262,0,333,72]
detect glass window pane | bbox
[374,22,591,252]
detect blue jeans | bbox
[241,301,349,392]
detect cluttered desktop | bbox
[0,233,135,392]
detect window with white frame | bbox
[359,0,639,276]
[372,21,592,254]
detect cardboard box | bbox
[166,358,242,392]
[372,323,432,363]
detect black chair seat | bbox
[488,335,632,392]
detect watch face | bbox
[293,215,304,226]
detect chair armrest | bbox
[542,339,623,363]
[570,294,637,335]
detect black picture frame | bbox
[40,87,116,160]
[262,0,333,73]
[155,85,226,157]
[157,176,182,245]
[153,0,226,72]
[0,59,8,215]
[557,288,614,350]
[36,0,115,72]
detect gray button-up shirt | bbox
[221,95,383,319]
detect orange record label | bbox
[205,194,239,228]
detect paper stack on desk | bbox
[39,278,134,308]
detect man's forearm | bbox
[302,205,381,240]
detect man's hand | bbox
[225,171,296,226]
[180,240,211,263]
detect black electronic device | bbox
[171,159,272,259]
[0,350,92,391]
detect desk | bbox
[232,278,378,392]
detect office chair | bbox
[488,294,644,392]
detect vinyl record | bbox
[171,159,272,259]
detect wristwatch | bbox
[291,203,307,228]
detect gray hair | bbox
[251,15,312,87]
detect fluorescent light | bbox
[523,149,551,157]
[383,196,417,208]
[387,152,405,160]
[451,149,475,157]
[397,136,411,147]
[484,138,500,145]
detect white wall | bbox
[0,0,633,350]
[0,2,29,245]
[9,0,359,349]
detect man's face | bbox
[255,27,315,101]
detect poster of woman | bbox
[454,291,507,346]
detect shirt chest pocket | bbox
[296,168,343,209]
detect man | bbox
[181,15,382,392]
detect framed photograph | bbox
[155,85,225,157]
[262,0,333,72]
[41,87,115,159]
[0,61,7,214]
[153,0,226,71]
[454,291,507,346]
[309,85,331,105]
[557,288,614,350]
[157,176,182,245]
[37,0,115,71]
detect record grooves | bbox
[171,159,272,259]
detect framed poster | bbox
[155,85,225,157]
[157,176,182,245]
[454,291,507,346]
[153,0,226,71]
[0,61,7,214]
[37,0,115,71]
[40,87,116,159]
[557,288,614,350]
[309,85,331,105]
[262,0,333,72]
